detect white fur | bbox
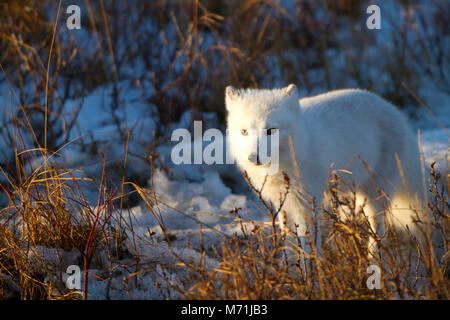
[225,85,425,240]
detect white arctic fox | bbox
[225,84,425,243]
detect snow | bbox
[0,1,448,300]
[50,78,447,299]
[1,58,448,302]
[56,106,448,299]
[421,129,449,174]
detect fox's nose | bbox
[248,154,262,165]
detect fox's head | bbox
[225,84,301,175]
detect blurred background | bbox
[0,0,449,203]
[0,0,449,300]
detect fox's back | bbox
[299,89,412,151]
[300,89,405,123]
[297,89,416,183]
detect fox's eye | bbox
[241,129,248,136]
[266,128,277,135]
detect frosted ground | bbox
[1,38,449,299]
[2,79,445,299]
[0,1,449,300]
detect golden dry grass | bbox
[0,0,448,300]
[152,167,449,300]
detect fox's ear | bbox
[283,84,298,97]
[225,86,241,101]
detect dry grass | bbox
[0,0,448,299]
[0,132,448,299]
[153,167,449,300]
[0,111,132,299]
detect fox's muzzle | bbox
[248,153,270,166]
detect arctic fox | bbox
[225,84,425,243]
